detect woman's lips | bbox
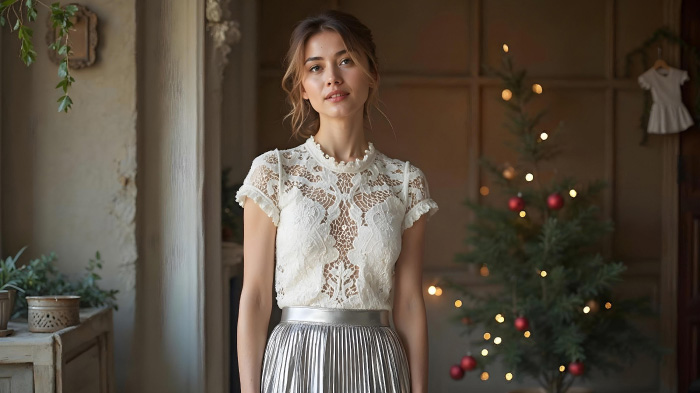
[325,92,349,102]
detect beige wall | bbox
[1,1,138,391]
[251,0,669,392]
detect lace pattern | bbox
[236,136,439,310]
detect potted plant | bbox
[0,246,27,318]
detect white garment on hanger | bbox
[638,66,694,134]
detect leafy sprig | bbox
[0,0,78,112]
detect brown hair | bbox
[282,10,380,139]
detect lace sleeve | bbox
[402,162,439,232]
[235,149,282,226]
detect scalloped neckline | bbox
[305,135,376,173]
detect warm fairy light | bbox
[569,189,578,198]
[605,302,612,309]
[540,132,549,140]
[480,264,490,277]
[525,173,534,182]
[524,330,531,338]
[481,349,489,356]
[540,270,548,277]
[505,372,513,381]
[455,300,463,308]
[503,44,509,53]
[502,166,515,180]
[519,211,527,218]
[502,89,513,101]
[435,287,443,296]
[481,371,490,381]
[583,306,591,314]
[483,332,491,340]
[494,337,502,345]
[559,365,566,372]
[428,286,436,295]
[495,314,505,323]
[532,84,543,94]
[480,186,490,196]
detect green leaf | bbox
[27,7,37,22]
[57,60,67,78]
[57,94,72,112]
[65,4,78,14]
[0,15,5,27]
[12,17,19,31]
[58,45,67,55]
[0,0,19,7]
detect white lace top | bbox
[235,135,439,310]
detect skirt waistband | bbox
[280,306,390,326]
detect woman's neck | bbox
[314,114,369,162]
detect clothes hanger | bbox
[653,46,670,73]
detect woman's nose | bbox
[326,67,342,86]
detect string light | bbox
[569,189,578,198]
[494,337,502,345]
[428,286,436,295]
[483,332,491,340]
[502,89,513,101]
[480,264,490,277]
[503,44,509,53]
[481,371,490,381]
[540,132,549,140]
[505,372,513,381]
[559,365,566,372]
[481,349,489,356]
[435,287,443,296]
[495,314,505,323]
[502,166,515,180]
[540,270,548,277]
[480,186,490,196]
[519,211,527,218]
[605,302,612,309]
[454,300,463,308]
[524,330,531,338]
[525,173,534,182]
[532,84,543,94]
[583,306,591,314]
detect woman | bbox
[236,10,438,393]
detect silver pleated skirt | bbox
[261,306,411,393]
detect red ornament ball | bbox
[547,193,564,210]
[450,364,465,380]
[508,196,525,211]
[460,355,477,371]
[568,361,585,376]
[514,316,530,332]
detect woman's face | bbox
[301,30,372,122]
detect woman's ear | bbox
[301,87,309,100]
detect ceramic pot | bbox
[0,291,10,330]
[27,295,81,333]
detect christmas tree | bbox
[445,45,661,392]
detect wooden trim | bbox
[603,0,616,257]
[659,1,681,392]
[469,0,481,206]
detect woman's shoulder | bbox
[374,149,425,177]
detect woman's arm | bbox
[237,198,277,393]
[393,215,429,393]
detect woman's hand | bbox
[237,198,277,393]
[393,215,429,393]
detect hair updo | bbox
[281,10,380,139]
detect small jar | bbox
[27,296,81,333]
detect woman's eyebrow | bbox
[305,49,348,64]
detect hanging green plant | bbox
[0,0,78,112]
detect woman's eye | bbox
[340,58,352,65]
[309,65,320,72]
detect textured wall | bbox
[1,1,137,391]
